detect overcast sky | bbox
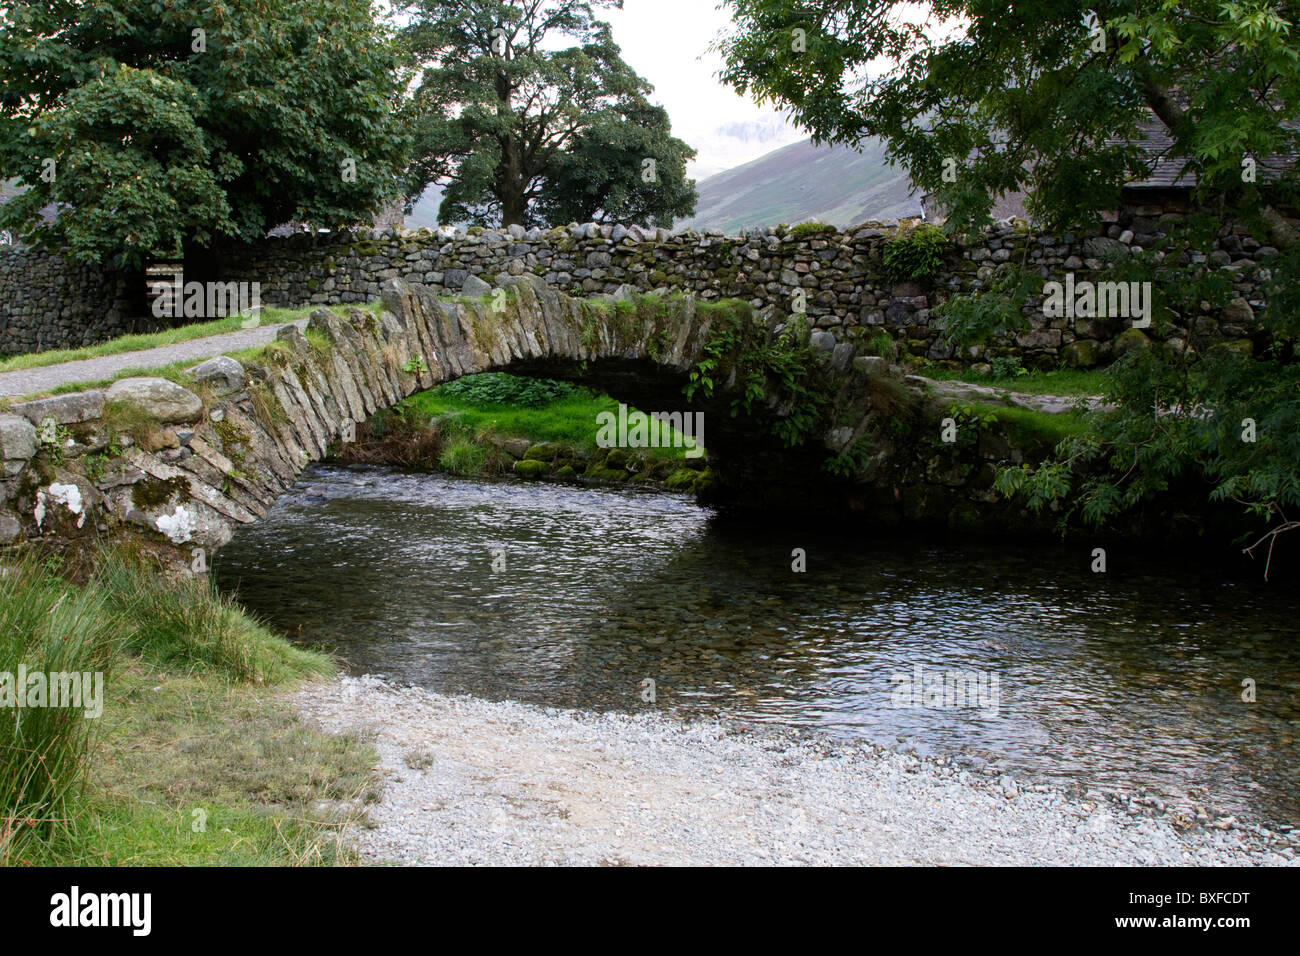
[602,0,806,180]
[383,0,953,184]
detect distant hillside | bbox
[677,138,922,234]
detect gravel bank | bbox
[294,676,1296,867]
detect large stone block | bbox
[0,412,38,465]
[10,390,105,425]
[105,378,203,424]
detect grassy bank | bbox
[0,545,375,866]
[339,372,714,493]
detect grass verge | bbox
[0,545,375,866]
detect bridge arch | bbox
[1,276,853,570]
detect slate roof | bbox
[1117,113,1299,189]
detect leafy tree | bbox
[718,1,1300,570]
[0,0,410,273]
[718,1,1299,241]
[400,0,697,228]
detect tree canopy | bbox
[719,0,1300,570]
[718,0,1299,238]
[0,0,410,269]
[400,0,697,228]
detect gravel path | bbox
[0,319,307,399]
[294,676,1296,867]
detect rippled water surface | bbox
[215,464,1300,825]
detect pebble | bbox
[292,676,1297,867]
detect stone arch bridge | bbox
[0,275,1063,568]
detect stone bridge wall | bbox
[2,208,1282,362]
[0,277,736,565]
[0,276,1265,564]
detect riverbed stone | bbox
[105,377,204,424]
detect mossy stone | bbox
[513,460,548,479]
[1114,328,1151,356]
[523,443,559,462]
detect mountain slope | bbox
[678,137,921,233]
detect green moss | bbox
[523,443,559,462]
[513,459,549,479]
[212,417,250,466]
[130,475,191,510]
[790,221,836,239]
[554,464,577,479]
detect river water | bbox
[215,464,1300,826]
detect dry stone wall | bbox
[0,249,146,356]
[2,208,1284,365]
[176,209,1288,368]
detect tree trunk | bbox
[501,191,527,227]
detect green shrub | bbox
[990,356,1029,379]
[865,331,898,361]
[437,373,579,408]
[882,224,947,283]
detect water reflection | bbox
[215,464,1300,825]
